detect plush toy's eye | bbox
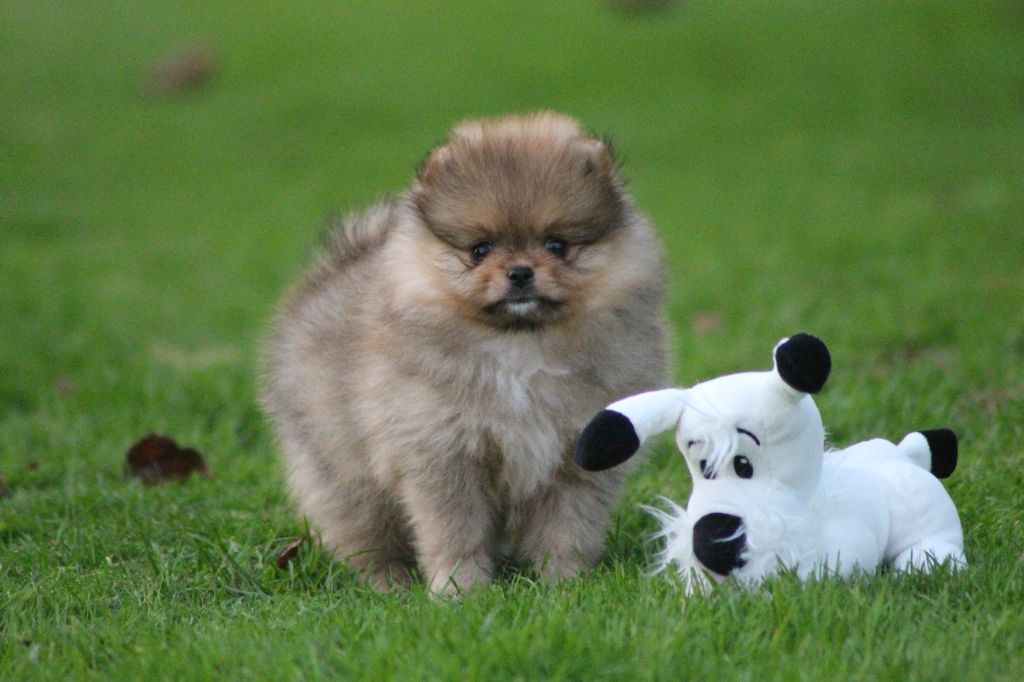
[733,455,754,479]
[471,242,493,263]
[699,459,716,480]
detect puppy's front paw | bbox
[534,553,589,583]
[363,561,417,593]
[427,556,494,597]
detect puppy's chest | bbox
[482,411,564,500]
[454,339,572,412]
[471,355,573,500]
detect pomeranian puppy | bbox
[262,112,667,594]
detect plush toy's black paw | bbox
[692,512,747,577]
[574,410,640,471]
[920,428,958,479]
[775,333,831,394]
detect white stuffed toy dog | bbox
[575,334,965,590]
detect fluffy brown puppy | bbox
[262,112,667,594]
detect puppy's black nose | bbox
[507,266,535,287]
[692,512,747,577]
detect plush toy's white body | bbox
[649,426,965,591]
[576,334,966,590]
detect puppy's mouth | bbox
[504,299,539,315]
[482,292,564,327]
[487,294,555,313]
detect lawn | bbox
[2,1,1023,679]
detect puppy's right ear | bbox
[575,389,688,471]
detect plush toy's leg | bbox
[892,543,966,573]
[882,454,965,574]
[897,429,958,479]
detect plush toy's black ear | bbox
[775,333,831,394]
[919,428,958,479]
[574,410,640,471]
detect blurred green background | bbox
[4,1,1023,394]
[2,1,1023,679]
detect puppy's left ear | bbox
[575,388,688,471]
[573,136,615,178]
[772,333,831,397]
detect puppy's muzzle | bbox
[692,512,747,576]
[507,266,535,288]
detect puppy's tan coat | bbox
[263,112,667,593]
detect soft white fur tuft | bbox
[641,498,713,595]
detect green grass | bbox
[2,0,1023,679]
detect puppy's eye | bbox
[471,242,493,263]
[733,455,753,479]
[699,459,716,480]
[544,238,568,258]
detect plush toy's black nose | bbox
[692,512,747,576]
[507,266,535,287]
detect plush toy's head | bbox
[576,333,831,480]
[575,334,832,580]
[676,335,829,501]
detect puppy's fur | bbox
[262,112,667,593]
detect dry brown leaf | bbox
[124,433,209,485]
[691,311,723,337]
[54,377,74,397]
[143,46,219,97]
[276,538,306,569]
